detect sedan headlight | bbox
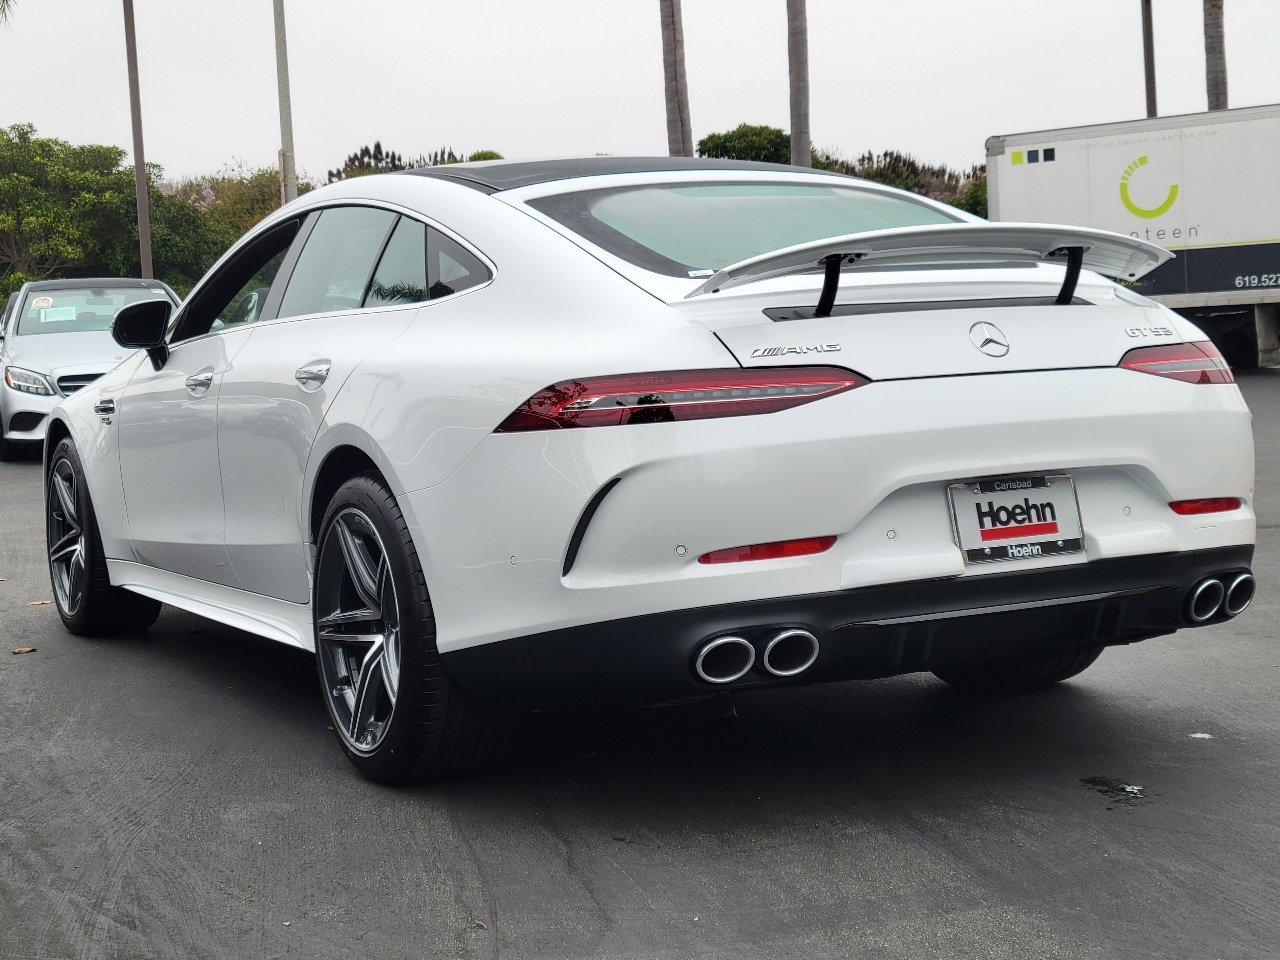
[4,366,55,396]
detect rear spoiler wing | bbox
[684,223,1173,312]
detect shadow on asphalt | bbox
[127,605,1141,804]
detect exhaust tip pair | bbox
[693,629,820,684]
[1187,572,1254,623]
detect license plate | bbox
[948,474,1084,564]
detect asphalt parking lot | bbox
[2,373,1278,960]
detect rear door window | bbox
[364,217,429,307]
[277,206,397,319]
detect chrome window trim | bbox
[164,199,496,348]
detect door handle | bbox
[294,360,331,393]
[185,368,214,397]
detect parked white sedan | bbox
[44,158,1255,782]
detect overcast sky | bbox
[2,0,1277,183]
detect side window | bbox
[171,220,300,344]
[217,249,289,330]
[277,206,396,319]
[428,230,490,299]
[364,217,428,307]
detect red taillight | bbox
[1169,498,1242,515]
[1118,341,1234,384]
[698,536,837,565]
[495,367,868,432]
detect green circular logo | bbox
[1120,156,1179,219]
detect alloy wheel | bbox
[315,508,403,754]
[47,459,87,616]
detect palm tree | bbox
[1204,0,1228,110]
[1140,0,1157,117]
[0,0,13,22]
[659,0,693,156]
[787,0,810,166]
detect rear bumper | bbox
[442,545,1254,707]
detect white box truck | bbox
[987,103,1280,366]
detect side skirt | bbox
[106,559,314,650]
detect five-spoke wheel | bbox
[44,437,162,635]
[313,473,514,782]
[47,457,88,617]
[315,507,403,754]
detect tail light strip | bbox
[495,366,867,432]
[1118,341,1234,384]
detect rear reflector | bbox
[1118,341,1234,384]
[494,367,867,432]
[1168,498,1242,515]
[698,536,837,565]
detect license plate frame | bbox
[948,474,1085,565]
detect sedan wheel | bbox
[45,437,162,635]
[47,458,89,616]
[313,473,515,783]
[315,508,403,754]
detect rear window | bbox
[16,286,176,336]
[527,181,961,278]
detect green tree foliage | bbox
[698,123,792,165]
[1,124,226,296]
[328,144,504,182]
[698,124,986,215]
[326,141,408,183]
[0,124,228,297]
[950,171,988,218]
[167,162,313,242]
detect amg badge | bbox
[749,343,841,359]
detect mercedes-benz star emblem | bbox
[969,322,1010,357]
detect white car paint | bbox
[46,162,1255,671]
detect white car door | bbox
[217,206,490,603]
[116,221,301,587]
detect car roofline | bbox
[397,156,860,193]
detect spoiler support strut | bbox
[815,253,864,318]
[1053,247,1084,305]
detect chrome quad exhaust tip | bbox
[1223,573,1256,617]
[1186,578,1225,623]
[693,636,756,684]
[761,628,820,677]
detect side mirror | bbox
[113,299,171,370]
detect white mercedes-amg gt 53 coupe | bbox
[44,158,1255,782]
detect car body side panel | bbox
[47,352,149,562]
[117,329,255,588]
[218,304,422,602]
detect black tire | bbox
[46,437,163,635]
[313,472,516,784]
[932,646,1104,693]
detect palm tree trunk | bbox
[1204,0,1228,111]
[659,0,693,157]
[787,0,810,167]
[1140,0,1157,117]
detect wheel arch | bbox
[306,429,407,544]
[43,416,72,476]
